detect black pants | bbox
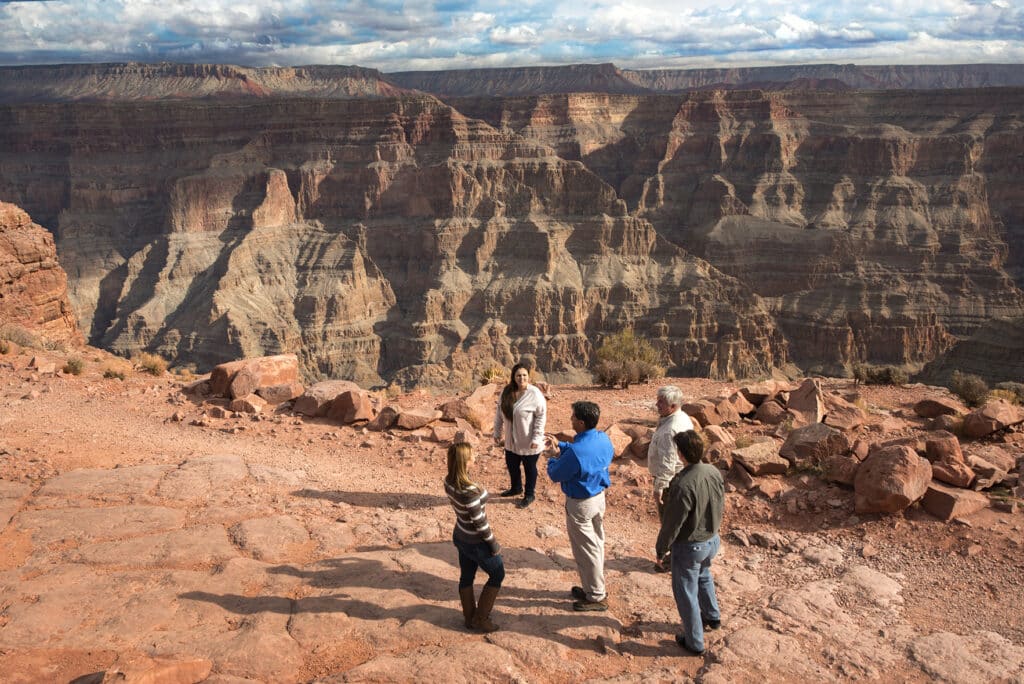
[505,450,539,496]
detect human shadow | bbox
[179,545,624,655]
[292,488,447,510]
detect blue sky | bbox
[0,0,1021,71]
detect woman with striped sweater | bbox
[445,441,505,632]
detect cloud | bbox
[0,0,1021,70]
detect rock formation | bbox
[0,202,82,346]
[1,64,1022,385]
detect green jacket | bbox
[655,462,724,558]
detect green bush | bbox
[62,357,85,375]
[593,328,665,389]
[133,352,167,376]
[858,365,908,386]
[950,370,989,407]
[102,366,126,380]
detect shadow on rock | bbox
[292,488,447,509]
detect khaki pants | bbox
[565,490,606,602]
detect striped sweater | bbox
[444,480,501,556]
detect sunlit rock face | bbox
[0,64,1021,384]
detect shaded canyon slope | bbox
[0,63,1022,384]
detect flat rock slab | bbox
[229,515,310,563]
[921,482,990,521]
[156,455,250,502]
[733,441,788,476]
[910,631,1024,683]
[14,504,186,544]
[71,525,238,567]
[0,480,31,525]
[34,465,171,504]
[326,642,528,683]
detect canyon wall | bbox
[0,64,1021,384]
[0,202,82,347]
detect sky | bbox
[0,0,1022,72]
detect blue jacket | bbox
[547,428,613,499]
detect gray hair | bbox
[657,385,683,408]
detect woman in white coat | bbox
[493,362,547,508]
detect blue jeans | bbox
[670,534,721,652]
[453,536,505,589]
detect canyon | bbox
[0,62,1021,386]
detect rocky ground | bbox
[1,345,1023,683]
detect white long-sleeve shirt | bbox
[648,409,695,493]
[493,384,547,455]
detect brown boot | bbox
[458,586,476,629]
[471,584,500,633]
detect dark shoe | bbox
[471,585,500,633]
[703,618,721,630]
[653,559,670,573]
[571,586,586,600]
[458,586,476,629]
[500,487,523,497]
[572,598,608,612]
[517,494,535,508]
[675,634,705,656]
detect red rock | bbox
[931,460,975,488]
[205,405,228,419]
[229,394,267,414]
[430,423,459,444]
[754,399,788,425]
[703,424,735,447]
[327,389,376,424]
[728,462,755,490]
[823,394,868,431]
[913,397,967,419]
[787,378,825,427]
[705,442,732,469]
[965,453,1009,490]
[682,399,722,427]
[100,655,213,684]
[294,380,361,417]
[604,424,633,458]
[929,414,962,432]
[256,382,305,405]
[723,391,756,416]
[854,445,932,514]
[925,432,964,463]
[962,400,1024,438]
[779,422,851,468]
[713,397,742,424]
[740,380,786,406]
[824,453,861,486]
[965,444,1016,472]
[367,405,400,432]
[733,441,789,476]
[440,383,499,432]
[210,354,299,398]
[755,478,791,500]
[851,439,871,462]
[921,482,989,521]
[394,407,442,430]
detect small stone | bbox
[861,543,878,558]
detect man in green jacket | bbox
[655,430,724,656]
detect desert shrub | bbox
[949,370,989,407]
[0,339,9,354]
[62,357,85,375]
[987,389,1019,405]
[734,435,753,449]
[0,323,41,349]
[102,366,126,380]
[860,365,908,386]
[133,352,167,376]
[995,382,1024,404]
[479,365,506,385]
[593,328,665,388]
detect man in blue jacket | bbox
[544,400,614,611]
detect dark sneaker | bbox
[499,488,523,497]
[571,586,586,600]
[517,494,535,508]
[675,634,705,656]
[573,598,608,612]
[703,618,721,630]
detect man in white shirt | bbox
[647,385,695,570]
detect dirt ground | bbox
[0,344,1022,683]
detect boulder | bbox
[787,378,825,427]
[210,354,299,398]
[706,442,732,469]
[853,445,932,514]
[256,382,305,405]
[229,394,267,414]
[913,397,967,419]
[779,423,851,468]
[441,383,499,432]
[965,453,1009,490]
[27,356,56,374]
[929,414,962,432]
[754,399,788,425]
[931,460,975,489]
[824,454,861,486]
[921,482,989,521]
[740,380,787,406]
[727,462,756,490]
[850,439,871,462]
[327,389,376,424]
[713,398,742,424]
[965,445,1016,473]
[723,391,756,416]
[703,425,735,448]
[733,441,789,476]
[823,394,868,431]
[294,380,361,417]
[604,424,633,458]
[367,405,400,432]
[682,400,722,427]
[924,432,964,463]
[394,407,442,430]
[962,399,1024,438]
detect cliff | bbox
[0,202,83,347]
[1,64,1022,384]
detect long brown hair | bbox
[446,442,476,490]
[500,362,529,420]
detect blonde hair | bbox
[446,442,476,490]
